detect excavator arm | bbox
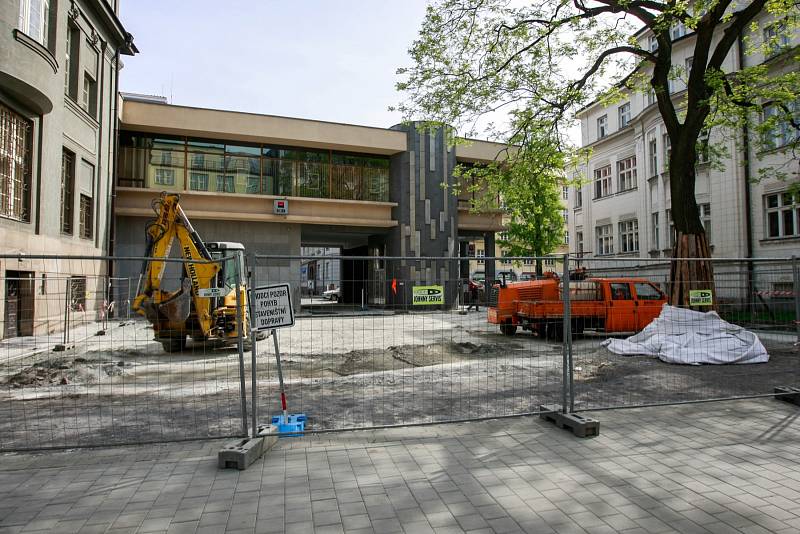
[132,192,220,338]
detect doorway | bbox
[4,271,34,338]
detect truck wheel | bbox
[544,322,564,341]
[161,337,187,352]
[500,323,517,336]
[571,319,584,336]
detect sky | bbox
[119,0,429,129]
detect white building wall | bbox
[570,10,799,265]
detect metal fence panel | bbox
[1,251,796,450]
[0,255,247,451]
[567,257,799,411]
[250,254,565,432]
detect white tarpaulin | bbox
[602,305,769,365]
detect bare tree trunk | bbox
[669,231,716,310]
[668,141,716,310]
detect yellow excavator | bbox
[132,192,249,352]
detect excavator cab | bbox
[206,242,246,290]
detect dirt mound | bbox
[270,341,531,379]
[4,358,132,388]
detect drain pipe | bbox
[107,40,124,269]
[736,32,755,313]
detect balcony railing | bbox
[117,147,390,202]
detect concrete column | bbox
[484,232,496,283]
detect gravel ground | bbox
[0,312,797,450]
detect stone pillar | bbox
[387,123,459,308]
[484,231,496,283]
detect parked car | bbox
[471,270,519,283]
[322,287,341,302]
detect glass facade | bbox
[117,132,390,202]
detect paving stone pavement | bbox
[1,399,800,533]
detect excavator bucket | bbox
[139,278,192,325]
[159,278,192,323]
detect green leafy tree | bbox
[455,134,567,274]
[397,0,799,305]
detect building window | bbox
[597,115,608,139]
[562,186,568,200]
[667,208,675,247]
[619,219,639,253]
[564,231,569,245]
[81,73,97,118]
[476,249,485,265]
[1,103,32,223]
[216,175,234,193]
[647,88,656,106]
[575,187,583,209]
[65,25,81,99]
[154,168,175,186]
[80,45,99,118]
[69,276,87,311]
[697,130,710,164]
[618,103,631,129]
[78,160,94,240]
[500,251,511,265]
[596,224,613,255]
[648,35,658,52]
[651,213,660,250]
[593,165,612,199]
[700,203,711,243]
[61,149,75,234]
[764,22,790,58]
[18,0,50,48]
[617,156,637,192]
[762,102,798,149]
[562,209,568,224]
[671,22,686,40]
[663,133,671,165]
[190,172,209,191]
[764,193,799,238]
[82,76,91,110]
[576,231,584,255]
[648,136,658,177]
[79,194,93,239]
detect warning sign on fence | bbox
[412,285,444,305]
[250,283,295,330]
[689,289,713,306]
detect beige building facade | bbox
[0,0,135,336]
[113,97,506,308]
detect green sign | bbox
[412,285,444,305]
[689,289,713,306]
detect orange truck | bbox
[487,274,667,337]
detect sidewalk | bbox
[1,399,799,534]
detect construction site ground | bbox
[0,310,797,449]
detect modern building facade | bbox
[569,10,799,269]
[0,0,135,336]
[113,96,506,308]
